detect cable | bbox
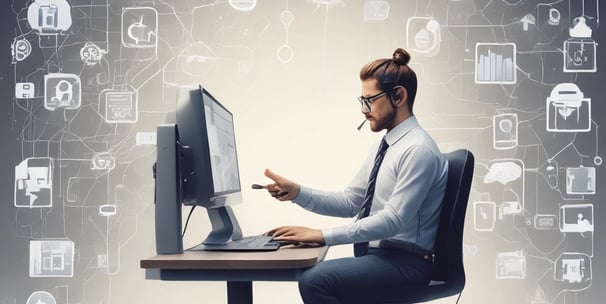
[182,205,196,237]
[455,291,462,304]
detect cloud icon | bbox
[484,161,522,185]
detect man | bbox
[264,48,448,303]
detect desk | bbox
[140,246,329,304]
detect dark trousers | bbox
[298,248,433,304]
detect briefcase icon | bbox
[546,83,591,132]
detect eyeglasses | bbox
[357,91,387,113]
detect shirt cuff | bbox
[292,185,312,206]
[321,226,350,245]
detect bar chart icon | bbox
[475,43,517,84]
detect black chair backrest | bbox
[431,149,474,284]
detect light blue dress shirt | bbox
[293,116,448,251]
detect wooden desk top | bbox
[140,246,329,270]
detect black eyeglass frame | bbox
[357,91,387,113]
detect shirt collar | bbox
[384,116,418,146]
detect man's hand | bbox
[264,169,301,201]
[266,226,325,245]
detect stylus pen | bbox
[252,184,288,197]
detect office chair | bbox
[383,149,475,303]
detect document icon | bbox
[104,90,138,123]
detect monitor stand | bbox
[203,206,243,244]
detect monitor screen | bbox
[202,91,241,194]
[176,86,242,208]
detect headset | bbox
[371,60,403,106]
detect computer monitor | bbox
[176,85,243,208]
[154,86,245,253]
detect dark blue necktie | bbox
[354,138,389,257]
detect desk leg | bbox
[227,281,253,304]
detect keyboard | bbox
[190,235,282,252]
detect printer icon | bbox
[546,83,591,132]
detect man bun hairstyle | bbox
[392,48,411,65]
[360,48,418,114]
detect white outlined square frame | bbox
[475,43,517,84]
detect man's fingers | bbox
[270,226,297,237]
[264,169,284,184]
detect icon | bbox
[29,239,74,277]
[15,157,53,208]
[540,159,559,189]
[27,0,72,34]
[136,132,156,145]
[44,73,81,111]
[484,160,522,185]
[501,201,522,216]
[496,250,526,279]
[566,167,596,195]
[228,0,257,11]
[27,291,57,304]
[520,14,535,31]
[473,201,496,231]
[569,16,592,38]
[276,10,294,64]
[548,8,560,26]
[80,42,105,66]
[407,17,441,56]
[91,152,116,171]
[103,90,138,123]
[364,0,390,21]
[559,203,593,233]
[493,113,518,150]
[475,43,516,84]
[483,159,525,209]
[555,253,591,284]
[534,214,558,230]
[99,204,117,217]
[16,82,35,99]
[564,39,597,73]
[12,39,32,62]
[121,7,158,48]
[546,83,591,132]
